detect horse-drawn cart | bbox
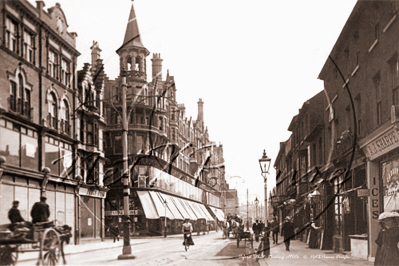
[236,229,253,248]
[0,221,72,266]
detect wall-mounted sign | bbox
[105,210,140,216]
[363,129,399,160]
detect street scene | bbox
[1,0,399,265]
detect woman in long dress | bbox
[374,212,399,266]
[308,220,322,249]
[182,218,195,246]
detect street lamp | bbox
[259,149,271,256]
[254,197,259,220]
[259,150,271,223]
[163,199,168,238]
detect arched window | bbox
[18,74,24,114]
[62,99,70,134]
[135,56,141,71]
[48,92,58,129]
[126,56,132,71]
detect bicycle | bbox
[184,233,191,251]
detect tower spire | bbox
[117,2,145,53]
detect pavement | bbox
[254,238,374,266]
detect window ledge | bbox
[383,14,396,33]
[368,39,378,53]
[351,65,360,77]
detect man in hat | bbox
[8,201,25,224]
[282,216,295,251]
[31,196,50,223]
[253,220,260,242]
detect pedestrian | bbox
[253,220,260,241]
[31,196,50,224]
[110,224,120,242]
[8,201,25,224]
[282,216,295,251]
[271,218,280,244]
[374,212,399,266]
[308,219,322,249]
[182,218,194,246]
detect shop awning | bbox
[177,198,198,220]
[159,193,184,220]
[198,204,214,221]
[169,195,192,220]
[182,200,200,220]
[188,201,207,219]
[209,206,225,221]
[137,191,159,219]
[148,191,174,219]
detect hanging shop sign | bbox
[363,129,399,160]
[357,189,370,197]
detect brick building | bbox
[102,2,226,236]
[0,0,81,243]
[274,0,399,261]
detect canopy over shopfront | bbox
[137,191,159,219]
[209,206,225,221]
[168,195,192,220]
[177,197,198,220]
[158,193,184,220]
[196,202,214,221]
[148,191,174,219]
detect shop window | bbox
[44,137,72,177]
[0,119,38,170]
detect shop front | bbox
[76,186,107,243]
[358,115,399,260]
[0,174,76,244]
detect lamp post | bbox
[259,149,271,256]
[163,199,168,238]
[117,70,135,260]
[255,197,259,220]
[259,150,271,224]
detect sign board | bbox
[105,210,140,216]
[357,189,370,197]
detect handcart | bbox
[0,221,72,266]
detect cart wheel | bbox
[40,228,61,266]
[0,244,19,266]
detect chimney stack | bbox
[151,53,163,81]
[90,41,102,72]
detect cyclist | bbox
[182,218,194,247]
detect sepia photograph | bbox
[0,0,397,265]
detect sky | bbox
[27,0,358,208]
